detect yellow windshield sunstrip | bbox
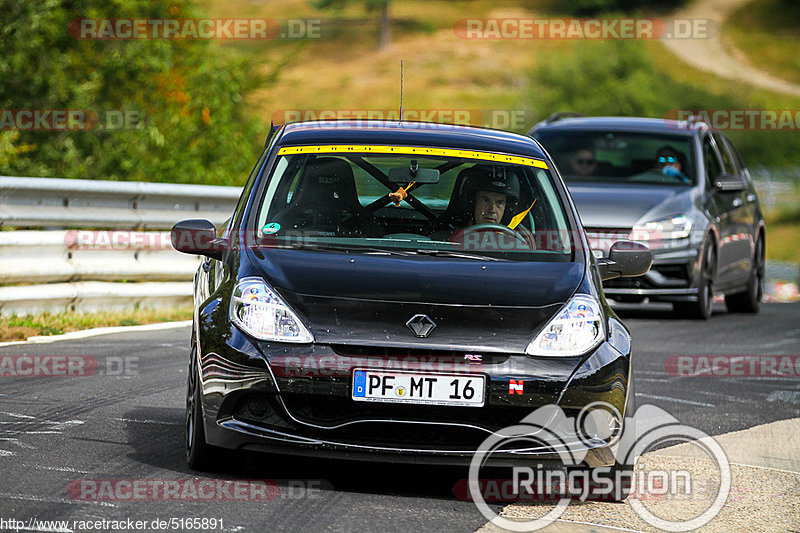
[276,145,548,169]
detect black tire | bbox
[186,344,219,471]
[725,236,764,313]
[673,241,715,320]
[583,372,636,502]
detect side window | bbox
[712,133,736,175]
[703,136,723,190]
[722,135,750,182]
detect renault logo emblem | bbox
[406,314,436,338]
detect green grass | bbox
[0,307,192,342]
[763,181,800,264]
[724,0,800,86]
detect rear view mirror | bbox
[388,166,440,184]
[713,173,745,192]
[598,241,652,281]
[171,219,225,260]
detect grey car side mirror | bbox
[598,241,652,281]
[713,173,746,192]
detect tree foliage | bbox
[559,0,687,16]
[312,0,392,48]
[0,0,266,185]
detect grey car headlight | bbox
[631,214,692,241]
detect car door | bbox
[703,134,738,289]
[713,132,752,287]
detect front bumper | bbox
[603,248,700,302]
[194,307,632,468]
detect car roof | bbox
[277,120,549,160]
[531,116,700,136]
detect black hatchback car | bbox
[531,115,766,319]
[171,120,651,478]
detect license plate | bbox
[351,369,485,407]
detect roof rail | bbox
[544,112,585,124]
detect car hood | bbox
[245,249,584,353]
[567,182,692,229]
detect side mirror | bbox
[171,219,225,260]
[598,241,652,281]
[713,173,745,192]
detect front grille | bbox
[281,393,528,430]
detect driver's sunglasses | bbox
[575,158,596,165]
[658,156,679,164]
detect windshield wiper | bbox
[415,249,504,261]
[288,243,417,257]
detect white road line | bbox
[653,454,800,475]
[113,417,182,425]
[636,393,715,407]
[0,449,15,457]
[729,462,800,475]
[0,320,192,347]
[554,518,646,532]
[0,492,116,507]
[23,464,90,474]
[0,412,36,419]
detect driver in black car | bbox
[430,164,534,249]
[466,165,519,226]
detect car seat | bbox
[273,157,380,237]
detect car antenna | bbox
[398,59,403,124]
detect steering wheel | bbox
[464,223,530,247]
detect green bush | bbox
[558,0,687,16]
[0,0,266,185]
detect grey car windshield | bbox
[536,131,696,186]
[253,148,574,261]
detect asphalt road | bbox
[0,302,798,532]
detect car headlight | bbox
[229,278,314,343]
[631,215,692,241]
[526,295,604,357]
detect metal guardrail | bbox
[0,176,240,229]
[0,176,242,315]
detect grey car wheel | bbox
[725,236,764,313]
[674,241,715,320]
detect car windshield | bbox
[535,131,696,186]
[252,146,574,261]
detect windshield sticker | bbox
[261,222,281,235]
[276,145,548,169]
